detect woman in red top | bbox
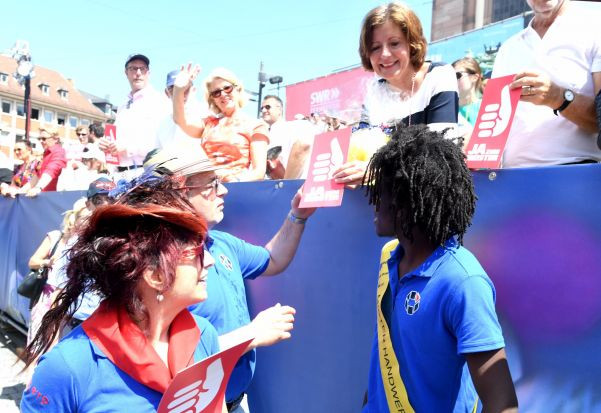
[173,65,269,182]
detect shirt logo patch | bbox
[218,254,233,271]
[404,291,421,315]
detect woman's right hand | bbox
[249,303,296,348]
[174,63,201,93]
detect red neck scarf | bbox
[82,302,200,393]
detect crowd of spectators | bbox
[2,0,599,201]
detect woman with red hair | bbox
[20,193,223,412]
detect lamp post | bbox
[11,41,35,141]
[256,61,283,118]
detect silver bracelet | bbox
[287,211,307,225]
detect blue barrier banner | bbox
[1,164,600,412]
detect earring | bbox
[156,292,164,303]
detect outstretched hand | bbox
[174,63,201,92]
[250,303,296,348]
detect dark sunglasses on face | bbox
[14,148,22,153]
[456,71,474,80]
[261,105,272,111]
[38,137,47,142]
[210,84,235,99]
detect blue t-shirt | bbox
[21,315,219,412]
[363,238,505,413]
[188,230,270,402]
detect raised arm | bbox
[173,63,206,138]
[262,188,316,276]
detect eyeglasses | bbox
[77,133,88,137]
[261,104,273,111]
[180,244,205,267]
[14,148,22,153]
[455,71,474,80]
[126,66,148,74]
[38,137,47,142]
[182,177,222,196]
[210,84,235,98]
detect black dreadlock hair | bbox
[364,124,476,246]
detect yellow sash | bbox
[376,240,479,413]
[377,239,414,413]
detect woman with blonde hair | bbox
[26,198,89,344]
[173,65,269,182]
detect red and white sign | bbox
[157,338,252,413]
[103,124,120,165]
[299,128,351,208]
[285,67,374,123]
[465,75,521,169]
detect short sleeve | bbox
[233,236,270,280]
[20,351,79,412]
[251,120,270,144]
[445,275,505,355]
[43,149,67,180]
[425,64,459,125]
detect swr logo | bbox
[165,358,224,413]
[476,85,513,138]
[310,88,340,105]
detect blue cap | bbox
[165,70,179,88]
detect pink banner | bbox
[285,67,374,123]
[465,75,521,169]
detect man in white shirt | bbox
[492,0,601,168]
[156,69,206,156]
[99,53,168,179]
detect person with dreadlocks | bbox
[20,178,226,412]
[361,125,517,412]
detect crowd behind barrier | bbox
[2,164,601,411]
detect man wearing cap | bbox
[99,53,168,179]
[156,69,207,155]
[24,126,67,196]
[143,149,314,412]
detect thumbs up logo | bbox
[311,137,344,182]
[476,85,513,138]
[165,358,224,413]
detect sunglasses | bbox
[14,148,22,153]
[38,137,48,142]
[77,133,88,137]
[182,177,222,195]
[455,71,474,80]
[180,244,205,267]
[261,104,273,111]
[210,84,235,98]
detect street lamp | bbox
[256,61,283,118]
[11,41,35,141]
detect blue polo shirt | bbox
[188,230,270,402]
[21,315,219,412]
[363,238,505,413]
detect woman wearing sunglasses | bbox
[21,190,225,412]
[173,65,269,182]
[0,140,41,197]
[453,57,484,128]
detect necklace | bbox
[408,71,416,126]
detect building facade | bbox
[0,54,109,149]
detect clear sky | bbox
[0,0,433,112]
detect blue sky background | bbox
[0,0,433,111]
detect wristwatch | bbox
[553,89,575,115]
